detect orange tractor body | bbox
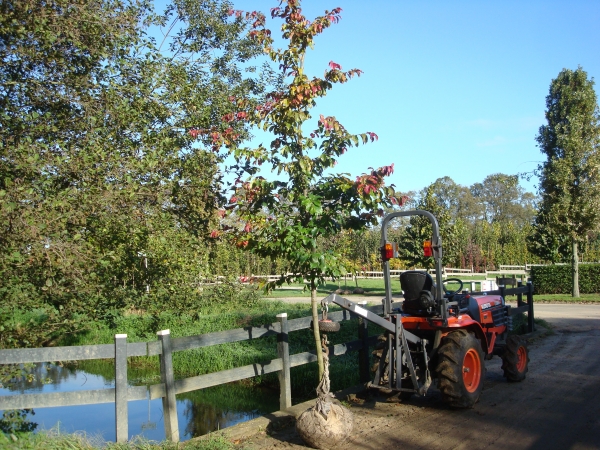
[322,210,532,407]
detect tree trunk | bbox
[311,281,324,379]
[572,237,580,298]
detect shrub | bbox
[530,264,600,294]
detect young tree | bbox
[534,67,600,297]
[196,2,396,377]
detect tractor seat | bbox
[400,271,437,316]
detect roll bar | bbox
[380,210,446,320]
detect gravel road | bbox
[229,303,600,450]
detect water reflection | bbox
[180,386,277,438]
[3,363,111,394]
[0,363,279,442]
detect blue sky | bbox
[237,0,600,195]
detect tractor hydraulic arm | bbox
[321,294,421,344]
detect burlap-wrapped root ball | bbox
[296,401,354,450]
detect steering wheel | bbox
[442,278,464,296]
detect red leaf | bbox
[328,61,342,71]
[380,163,394,176]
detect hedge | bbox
[530,264,600,294]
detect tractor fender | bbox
[440,319,489,355]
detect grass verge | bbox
[0,428,235,449]
[532,293,600,303]
[265,279,600,303]
[55,299,368,399]
[262,279,388,298]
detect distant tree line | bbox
[220,172,600,276]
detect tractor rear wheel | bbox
[501,335,529,381]
[436,329,485,408]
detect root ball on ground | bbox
[295,402,353,449]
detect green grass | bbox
[0,428,234,449]
[262,277,429,297]
[262,278,389,298]
[57,299,369,399]
[532,293,600,302]
[263,278,600,303]
[508,311,552,335]
[263,276,486,298]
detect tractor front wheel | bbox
[501,335,529,381]
[436,329,485,408]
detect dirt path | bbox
[225,306,600,450]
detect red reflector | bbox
[423,240,433,257]
[381,242,396,261]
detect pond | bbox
[0,362,280,442]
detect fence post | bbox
[115,334,128,443]
[499,284,505,300]
[276,313,292,410]
[157,330,179,442]
[357,301,370,383]
[526,281,535,333]
[517,281,524,307]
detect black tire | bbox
[501,335,529,382]
[310,319,340,333]
[436,329,485,408]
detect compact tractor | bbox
[321,210,531,408]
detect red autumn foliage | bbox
[355,165,395,196]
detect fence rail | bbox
[0,302,385,443]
